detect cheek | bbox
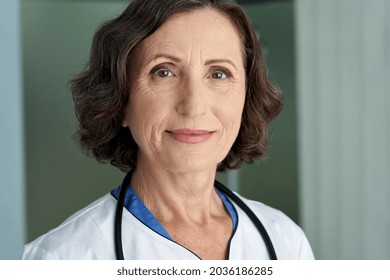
[126,88,173,146]
[213,86,245,150]
[127,100,154,139]
[227,106,244,142]
[221,87,245,127]
[125,83,152,144]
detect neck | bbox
[130,159,223,224]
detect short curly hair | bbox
[69,0,283,173]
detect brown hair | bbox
[69,0,283,172]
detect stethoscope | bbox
[114,169,277,260]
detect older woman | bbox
[22,0,314,260]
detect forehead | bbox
[134,8,244,65]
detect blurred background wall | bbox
[0,0,25,259]
[296,0,390,259]
[21,0,126,246]
[239,1,301,225]
[0,0,389,259]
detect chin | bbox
[160,154,218,174]
[162,149,232,174]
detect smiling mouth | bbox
[167,129,214,144]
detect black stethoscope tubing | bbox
[114,170,278,260]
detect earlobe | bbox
[121,109,129,127]
[122,117,129,128]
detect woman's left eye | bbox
[211,70,230,80]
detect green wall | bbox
[239,2,298,222]
[22,0,128,241]
[0,0,25,259]
[23,0,298,241]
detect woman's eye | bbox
[153,68,173,78]
[211,70,229,80]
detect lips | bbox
[168,129,214,144]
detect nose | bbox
[176,77,208,118]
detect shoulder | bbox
[238,194,297,231]
[236,193,315,259]
[22,194,117,260]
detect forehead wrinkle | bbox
[138,40,184,67]
[136,8,245,70]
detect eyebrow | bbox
[204,59,238,71]
[146,54,181,66]
[146,54,238,70]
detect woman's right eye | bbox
[152,68,173,78]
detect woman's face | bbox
[123,8,246,173]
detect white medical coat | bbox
[22,192,314,259]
